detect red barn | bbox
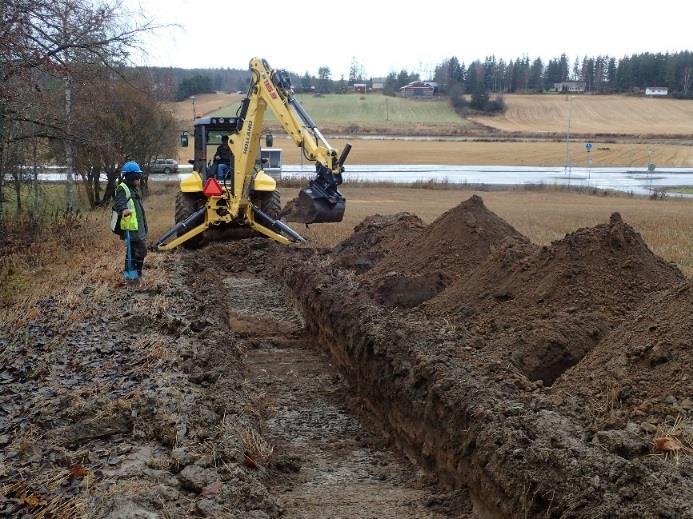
[400,81,435,98]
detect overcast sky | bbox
[128,0,693,79]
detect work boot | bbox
[127,278,141,287]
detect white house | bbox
[553,81,586,93]
[645,87,668,96]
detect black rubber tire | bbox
[254,189,281,220]
[174,192,206,248]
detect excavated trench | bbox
[224,272,470,518]
[266,196,693,518]
[203,193,693,518]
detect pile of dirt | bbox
[371,195,525,281]
[348,196,527,308]
[276,242,693,518]
[332,212,425,272]
[273,198,693,516]
[555,281,693,433]
[425,212,684,385]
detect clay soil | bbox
[275,195,693,517]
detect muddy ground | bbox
[275,196,693,517]
[2,196,693,518]
[0,240,464,518]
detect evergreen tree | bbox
[470,83,489,110]
[528,58,544,91]
[301,72,312,92]
[317,66,332,94]
[176,74,214,101]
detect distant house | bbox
[353,83,367,94]
[553,81,586,93]
[646,86,668,96]
[400,81,436,98]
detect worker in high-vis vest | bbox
[113,161,149,281]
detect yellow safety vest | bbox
[117,183,139,231]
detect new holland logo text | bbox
[264,79,278,99]
[243,121,253,154]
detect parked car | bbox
[147,158,178,174]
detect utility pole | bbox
[191,96,196,122]
[564,95,575,176]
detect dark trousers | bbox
[124,236,147,275]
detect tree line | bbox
[432,52,693,96]
[0,0,177,238]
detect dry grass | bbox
[129,334,171,371]
[166,92,242,123]
[0,181,177,332]
[470,94,693,135]
[177,136,693,167]
[238,425,274,468]
[1,463,88,519]
[289,138,693,167]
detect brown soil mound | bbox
[371,195,525,281]
[555,281,693,433]
[426,212,684,385]
[277,244,693,518]
[332,212,425,272]
[431,212,682,319]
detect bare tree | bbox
[0,0,161,233]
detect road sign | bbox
[648,163,656,172]
[585,142,592,151]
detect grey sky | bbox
[129,0,693,79]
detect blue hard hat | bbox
[122,161,143,175]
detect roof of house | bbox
[400,81,436,90]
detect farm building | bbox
[553,81,586,93]
[400,81,437,98]
[645,87,669,96]
[353,83,367,94]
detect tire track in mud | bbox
[224,273,467,518]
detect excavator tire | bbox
[174,191,207,248]
[254,189,281,220]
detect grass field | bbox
[212,93,467,126]
[470,94,693,135]
[167,92,242,122]
[177,136,693,167]
[173,92,693,136]
[169,92,693,166]
[282,185,693,276]
[270,137,693,167]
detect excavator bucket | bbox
[282,147,351,224]
[282,185,346,224]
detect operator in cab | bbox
[213,135,233,181]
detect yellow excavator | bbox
[155,57,350,250]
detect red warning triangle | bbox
[203,178,223,197]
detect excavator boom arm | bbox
[231,58,347,224]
